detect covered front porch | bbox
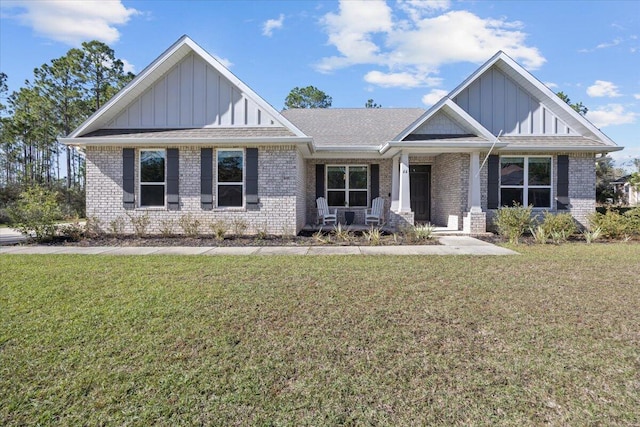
[386,151,488,234]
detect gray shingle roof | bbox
[81,127,296,138]
[499,135,608,147]
[281,108,425,147]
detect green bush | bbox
[179,213,201,237]
[6,185,63,242]
[588,209,631,239]
[540,212,576,243]
[494,204,534,244]
[623,207,640,235]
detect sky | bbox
[1,0,639,169]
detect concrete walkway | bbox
[0,235,517,256]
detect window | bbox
[500,156,551,208]
[217,149,244,207]
[139,149,165,207]
[327,165,368,207]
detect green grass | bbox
[1,245,639,425]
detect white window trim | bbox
[216,148,245,208]
[138,148,166,208]
[326,165,369,208]
[499,155,553,209]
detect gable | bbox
[411,110,472,136]
[67,36,306,139]
[107,52,280,129]
[453,65,577,136]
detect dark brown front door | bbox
[410,165,431,222]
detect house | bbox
[62,35,623,235]
[612,175,640,206]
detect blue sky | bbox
[1,0,639,168]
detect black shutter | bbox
[557,155,569,210]
[487,155,499,209]
[246,148,259,205]
[200,148,213,210]
[370,164,379,200]
[166,148,179,210]
[123,148,135,209]
[316,164,325,199]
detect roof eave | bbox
[498,145,624,153]
[60,136,313,147]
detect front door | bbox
[410,165,431,222]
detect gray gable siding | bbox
[107,53,280,129]
[413,111,468,135]
[453,65,576,136]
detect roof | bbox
[281,108,425,148]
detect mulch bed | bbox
[29,230,442,247]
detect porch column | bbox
[398,153,411,213]
[468,151,482,212]
[390,155,399,211]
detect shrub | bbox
[582,227,602,244]
[209,220,228,241]
[126,212,150,237]
[159,218,176,237]
[588,209,630,239]
[59,219,85,242]
[541,212,576,243]
[231,218,248,237]
[312,230,331,244]
[179,213,200,237]
[623,207,640,235]
[109,216,126,235]
[494,204,534,244]
[529,225,548,244]
[6,185,62,242]
[332,223,352,242]
[85,215,104,238]
[413,223,434,240]
[363,227,382,245]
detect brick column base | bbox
[389,211,415,230]
[463,211,486,234]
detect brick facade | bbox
[85,145,304,236]
[86,146,597,235]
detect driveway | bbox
[0,227,26,245]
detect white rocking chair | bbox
[365,197,384,226]
[316,197,337,225]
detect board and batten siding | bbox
[453,65,577,136]
[107,53,279,129]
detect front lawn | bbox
[1,245,639,425]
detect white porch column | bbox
[390,155,400,211]
[468,151,482,212]
[398,153,411,213]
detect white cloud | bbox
[214,56,233,69]
[398,0,451,21]
[586,104,637,128]
[634,94,640,100]
[317,1,545,89]
[364,70,441,88]
[587,80,622,98]
[317,0,393,72]
[121,58,135,74]
[421,89,448,106]
[262,14,284,37]
[544,82,558,89]
[1,0,139,45]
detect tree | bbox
[365,99,381,108]
[556,91,588,116]
[77,41,134,112]
[284,86,332,109]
